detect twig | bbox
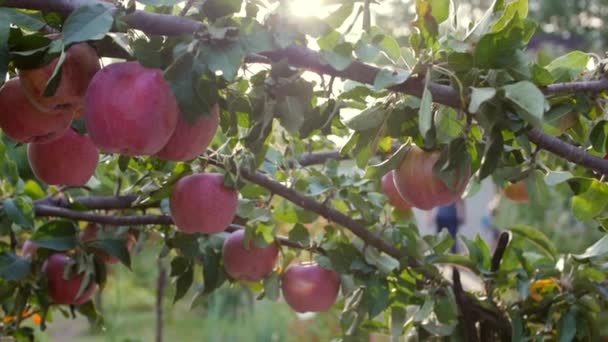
[178,0,194,16]
[491,232,510,273]
[452,268,480,342]
[155,259,166,342]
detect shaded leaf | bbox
[30,220,78,251]
[62,3,114,45]
[510,225,557,259]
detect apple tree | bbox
[1,0,608,340]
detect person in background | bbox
[481,194,502,250]
[430,199,466,253]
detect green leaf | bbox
[509,225,557,259]
[288,224,310,245]
[76,301,104,329]
[3,197,35,229]
[0,251,31,281]
[429,0,450,23]
[589,120,608,154]
[364,143,410,179]
[89,238,132,268]
[343,105,387,131]
[43,48,66,97]
[426,253,478,273]
[558,310,576,342]
[62,3,114,45]
[413,298,434,322]
[391,306,407,339]
[434,107,464,144]
[468,87,496,113]
[23,180,45,200]
[573,235,608,262]
[434,289,458,323]
[363,248,400,275]
[363,276,390,318]
[173,265,194,303]
[545,51,590,81]
[320,43,353,71]
[325,3,354,28]
[276,94,312,133]
[491,0,528,32]
[419,74,434,140]
[263,271,280,301]
[202,250,225,294]
[502,81,547,127]
[373,68,409,91]
[433,137,471,192]
[544,171,573,186]
[30,220,78,251]
[572,179,608,221]
[199,43,245,82]
[477,127,503,180]
[202,0,242,20]
[525,169,550,205]
[0,8,46,31]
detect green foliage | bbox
[1,0,608,340]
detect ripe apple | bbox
[393,145,470,210]
[21,240,39,257]
[80,224,137,265]
[27,128,99,186]
[222,229,278,282]
[84,61,179,156]
[381,170,411,210]
[156,104,220,161]
[281,263,341,313]
[43,253,97,305]
[18,43,100,116]
[0,79,72,144]
[504,180,529,203]
[170,173,238,234]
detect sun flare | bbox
[288,0,326,18]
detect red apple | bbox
[80,224,137,265]
[222,229,278,282]
[27,128,99,186]
[21,240,39,257]
[281,263,341,313]
[394,146,470,210]
[18,43,100,116]
[0,79,72,143]
[43,253,97,305]
[170,173,238,234]
[156,104,220,161]
[84,61,179,156]
[504,181,529,203]
[381,170,411,210]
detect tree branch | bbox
[238,169,411,262]
[5,0,608,174]
[32,199,323,254]
[542,78,608,95]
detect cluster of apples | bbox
[6,43,340,313]
[381,146,471,211]
[0,43,221,187]
[22,224,137,305]
[170,175,341,312]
